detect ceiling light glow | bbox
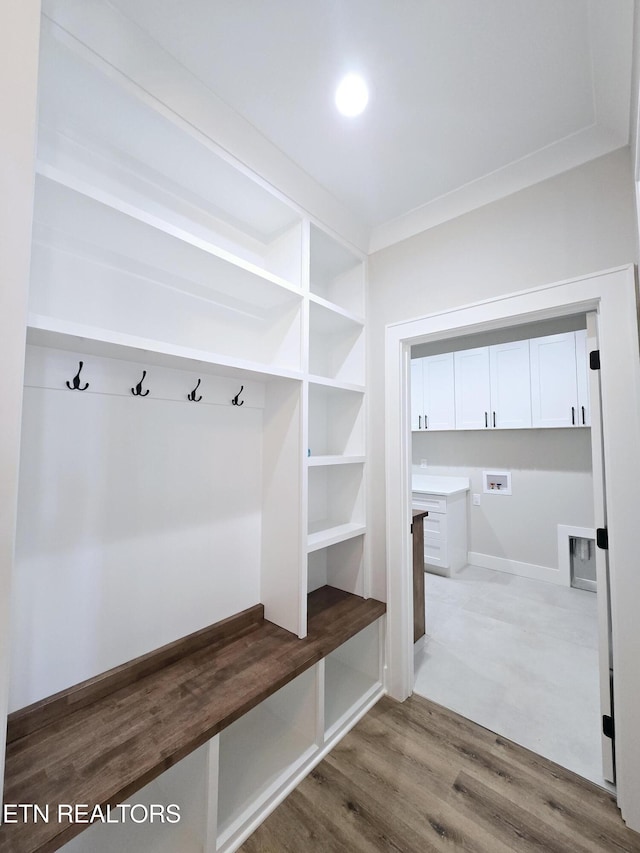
[335,73,369,117]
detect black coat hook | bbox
[66,361,89,391]
[187,378,202,402]
[231,385,244,406]
[131,370,150,397]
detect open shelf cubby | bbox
[308,301,365,386]
[309,224,364,316]
[307,536,365,597]
[324,620,383,740]
[308,382,364,460]
[307,464,365,552]
[38,24,303,284]
[59,744,214,853]
[216,667,318,849]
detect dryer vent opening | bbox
[570,536,596,593]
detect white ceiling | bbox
[106,0,634,250]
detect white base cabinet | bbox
[412,490,468,577]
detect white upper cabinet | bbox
[530,331,589,428]
[412,330,587,432]
[454,347,491,430]
[423,353,456,430]
[575,329,591,427]
[489,340,532,429]
[411,358,424,431]
[411,353,455,431]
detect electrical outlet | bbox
[472,493,481,506]
[420,458,428,468]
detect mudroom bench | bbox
[0,587,385,853]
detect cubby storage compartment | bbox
[324,620,382,739]
[307,382,364,461]
[10,343,302,709]
[38,26,303,284]
[30,176,303,373]
[308,301,365,386]
[216,667,318,849]
[59,744,214,853]
[307,536,365,596]
[309,224,364,315]
[307,464,365,551]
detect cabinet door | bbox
[530,333,579,427]
[489,340,532,429]
[454,347,491,430]
[575,329,591,426]
[410,358,424,430]
[423,352,455,430]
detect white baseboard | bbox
[413,634,427,655]
[467,551,566,585]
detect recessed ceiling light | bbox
[335,73,369,117]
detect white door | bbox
[423,352,455,430]
[454,347,491,430]
[530,332,579,427]
[575,329,591,427]
[489,340,532,429]
[586,313,614,782]
[410,358,424,430]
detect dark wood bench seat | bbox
[0,586,385,853]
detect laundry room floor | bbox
[413,563,607,788]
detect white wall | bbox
[11,349,265,709]
[0,0,41,789]
[413,429,594,573]
[368,148,637,599]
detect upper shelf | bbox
[33,173,302,312]
[26,315,304,385]
[30,176,304,373]
[38,23,303,283]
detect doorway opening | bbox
[383,265,640,829]
[408,312,610,787]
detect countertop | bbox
[412,474,470,496]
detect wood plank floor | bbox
[240,694,640,853]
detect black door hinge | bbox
[590,350,601,370]
[596,528,609,550]
[410,523,413,535]
[603,714,615,739]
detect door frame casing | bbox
[384,264,640,828]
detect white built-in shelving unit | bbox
[10,9,381,852]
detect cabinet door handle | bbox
[571,406,575,425]
[425,414,428,429]
[418,415,422,429]
[581,406,585,425]
[485,412,488,428]
[493,411,496,428]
